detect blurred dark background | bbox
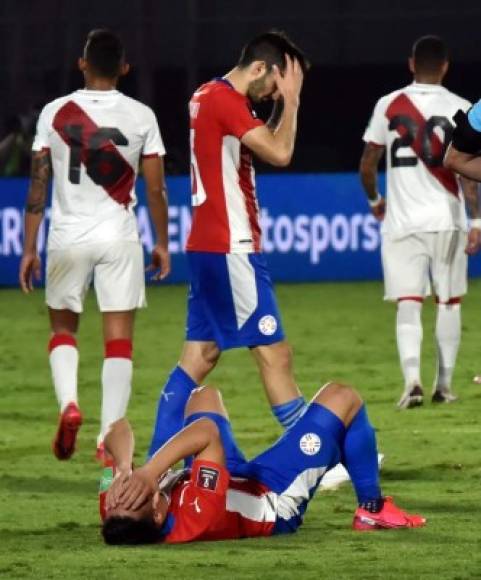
[1,0,480,176]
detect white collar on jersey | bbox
[76,89,120,98]
[410,82,446,93]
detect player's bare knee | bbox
[185,385,227,418]
[314,382,363,409]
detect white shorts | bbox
[46,241,146,313]
[382,230,467,302]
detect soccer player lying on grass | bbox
[101,383,425,544]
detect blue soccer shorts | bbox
[185,252,285,350]
[184,404,344,534]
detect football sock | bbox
[396,300,423,388]
[342,405,382,506]
[147,365,197,458]
[100,339,133,440]
[271,396,307,429]
[434,303,461,390]
[48,334,79,412]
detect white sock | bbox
[100,357,132,440]
[49,342,79,412]
[435,303,461,390]
[396,300,423,389]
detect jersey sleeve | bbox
[452,101,481,154]
[216,91,264,139]
[165,460,230,544]
[32,105,52,151]
[142,108,166,158]
[468,100,481,132]
[363,97,387,146]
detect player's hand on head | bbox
[19,252,41,293]
[273,54,304,106]
[105,471,131,511]
[466,227,481,255]
[117,466,158,511]
[146,243,171,281]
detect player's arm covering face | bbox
[445,100,481,180]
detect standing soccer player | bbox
[19,29,170,459]
[148,32,309,455]
[359,36,480,408]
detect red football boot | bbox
[353,497,426,531]
[52,402,83,460]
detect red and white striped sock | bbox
[48,334,79,412]
[100,339,133,439]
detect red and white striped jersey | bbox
[32,89,165,249]
[363,83,470,236]
[162,461,277,543]
[186,79,264,254]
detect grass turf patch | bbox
[1,282,481,579]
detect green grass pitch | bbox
[1,281,481,580]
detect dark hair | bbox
[238,31,310,74]
[412,35,448,74]
[84,29,125,79]
[102,516,161,545]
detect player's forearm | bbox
[23,212,43,254]
[144,419,218,480]
[359,167,380,202]
[270,100,299,165]
[104,419,134,474]
[23,150,51,253]
[460,176,481,219]
[266,98,284,132]
[444,146,481,181]
[146,184,169,248]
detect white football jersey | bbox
[32,89,165,249]
[363,83,471,236]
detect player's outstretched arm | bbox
[242,55,303,167]
[359,142,386,221]
[458,175,481,255]
[19,149,51,293]
[444,144,481,182]
[108,418,224,511]
[143,155,171,280]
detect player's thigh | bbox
[240,403,342,494]
[94,241,146,312]
[46,246,94,314]
[381,233,430,300]
[431,230,467,302]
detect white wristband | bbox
[368,193,383,207]
[471,218,481,230]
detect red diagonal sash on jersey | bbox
[385,93,458,196]
[53,101,134,207]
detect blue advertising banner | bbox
[1,174,480,286]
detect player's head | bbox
[102,489,167,545]
[79,29,129,82]
[237,31,309,102]
[409,35,449,80]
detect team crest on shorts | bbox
[258,315,277,336]
[299,433,322,456]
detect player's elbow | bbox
[270,151,292,167]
